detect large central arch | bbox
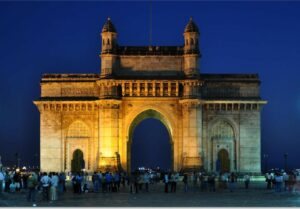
[126,109,174,172]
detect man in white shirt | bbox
[40,172,50,201]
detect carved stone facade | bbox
[34,18,267,173]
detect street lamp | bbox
[284,153,288,171]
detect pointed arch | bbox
[126,109,174,172]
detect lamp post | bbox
[284,153,288,171]
[263,154,268,173]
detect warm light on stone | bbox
[34,18,266,173]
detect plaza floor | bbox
[1,181,300,207]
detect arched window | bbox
[211,121,234,140]
[190,38,194,45]
[67,121,90,139]
[186,39,189,45]
[107,38,110,45]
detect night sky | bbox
[0,2,300,170]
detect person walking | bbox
[244,173,250,189]
[27,172,38,206]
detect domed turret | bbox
[184,17,199,33]
[183,17,200,54]
[100,17,118,78]
[101,17,118,55]
[102,17,117,33]
[183,17,200,78]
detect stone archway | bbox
[65,120,90,171]
[126,109,174,173]
[209,119,237,172]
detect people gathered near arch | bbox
[0,167,300,207]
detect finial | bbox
[108,17,111,21]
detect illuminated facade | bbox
[34,18,267,173]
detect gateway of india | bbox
[34,18,267,173]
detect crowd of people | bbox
[265,170,299,192]
[0,168,300,206]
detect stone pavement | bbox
[1,181,300,207]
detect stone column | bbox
[176,82,179,96]
[129,82,133,97]
[180,99,202,170]
[98,100,121,171]
[145,82,148,96]
[36,103,63,172]
[121,82,125,96]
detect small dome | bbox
[102,17,117,33]
[184,17,199,33]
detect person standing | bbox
[164,173,169,193]
[0,170,4,194]
[183,173,188,192]
[283,172,289,191]
[92,172,100,193]
[40,172,50,201]
[59,172,66,193]
[244,173,250,189]
[27,172,38,206]
[50,172,59,201]
[143,172,150,192]
[275,172,283,193]
[229,172,237,192]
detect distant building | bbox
[34,18,267,173]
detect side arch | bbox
[207,117,239,172]
[65,120,91,171]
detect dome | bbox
[102,17,117,33]
[184,17,199,33]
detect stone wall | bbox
[116,56,184,76]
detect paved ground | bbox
[1,181,300,207]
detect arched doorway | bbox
[127,109,174,173]
[65,121,90,171]
[71,149,85,173]
[210,120,236,172]
[131,118,171,171]
[217,149,230,172]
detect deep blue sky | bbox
[0,2,300,170]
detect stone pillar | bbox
[38,105,63,172]
[129,82,133,96]
[121,82,125,96]
[180,99,202,170]
[98,100,121,171]
[145,82,148,96]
